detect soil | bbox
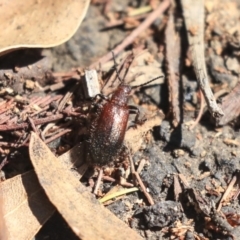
[1,0,240,240]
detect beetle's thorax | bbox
[110,85,131,106]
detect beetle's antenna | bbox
[131,75,164,89]
[111,51,123,83]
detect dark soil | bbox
[1,1,240,239]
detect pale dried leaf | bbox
[0,143,85,240]
[1,171,55,240]
[0,0,90,55]
[0,192,8,240]
[29,132,142,240]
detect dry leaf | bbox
[29,132,142,240]
[1,171,55,240]
[0,0,90,55]
[0,143,85,240]
[0,192,8,240]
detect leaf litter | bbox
[1,0,240,239]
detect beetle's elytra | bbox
[89,85,131,166]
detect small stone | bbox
[173,149,185,157]
[143,201,183,228]
[225,57,239,74]
[210,40,222,55]
[200,150,207,158]
[25,79,35,90]
[4,72,13,80]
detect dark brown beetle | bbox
[89,85,131,166]
[88,55,163,166]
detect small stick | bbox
[52,71,78,78]
[233,188,240,200]
[0,142,20,147]
[173,174,182,201]
[57,91,74,112]
[90,0,171,68]
[0,100,15,115]
[104,13,149,29]
[0,157,8,170]
[44,129,71,144]
[0,115,11,125]
[178,173,190,188]
[217,175,237,212]
[102,176,116,182]
[190,90,204,130]
[181,0,223,118]
[129,155,154,205]
[30,106,49,117]
[93,169,103,195]
[20,134,30,147]
[0,114,64,131]
[136,159,146,174]
[28,117,40,135]
[39,95,63,108]
[119,177,134,187]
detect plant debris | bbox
[0,0,240,239]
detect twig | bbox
[104,13,149,29]
[44,129,71,144]
[136,159,146,174]
[0,114,64,131]
[102,175,116,182]
[0,157,8,170]
[93,169,103,195]
[52,71,78,78]
[129,155,154,205]
[190,90,204,129]
[173,174,182,201]
[119,177,134,187]
[178,173,190,188]
[0,100,15,115]
[217,174,237,211]
[57,90,75,112]
[165,7,182,127]
[39,95,63,108]
[28,117,40,135]
[30,106,49,117]
[0,115,11,125]
[90,0,171,68]
[181,0,224,118]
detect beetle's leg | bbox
[112,51,123,83]
[90,93,110,109]
[93,93,109,101]
[128,105,146,127]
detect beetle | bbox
[87,51,163,166]
[88,74,163,166]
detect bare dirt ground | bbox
[1,0,240,239]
